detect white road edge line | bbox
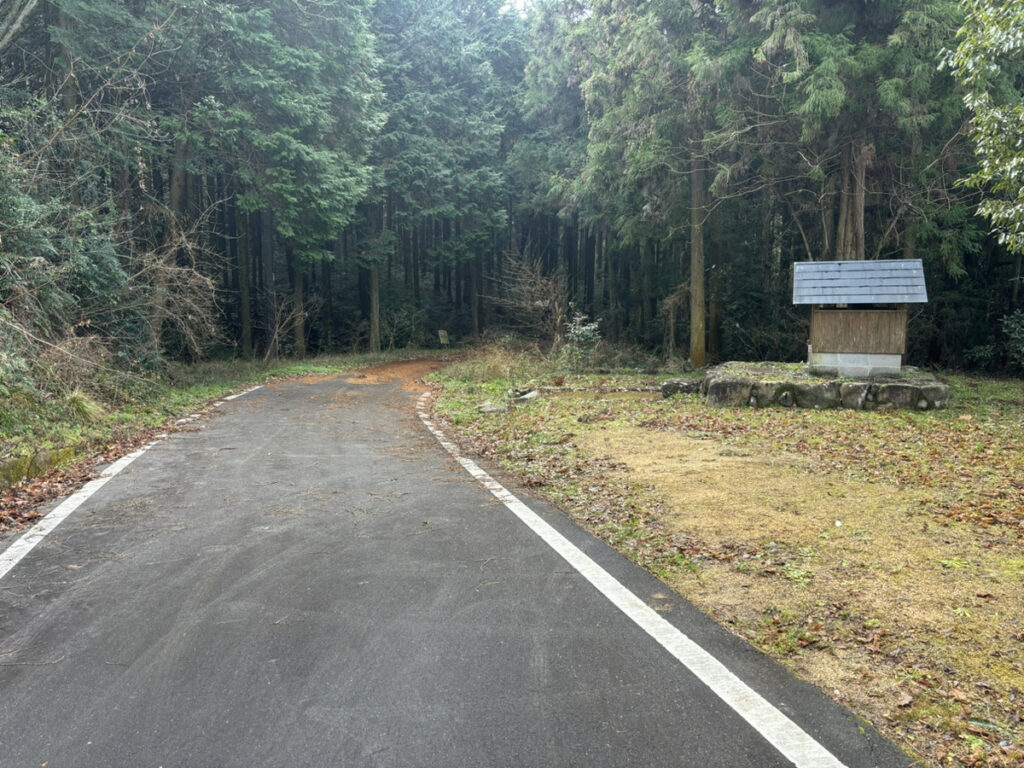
[417,392,849,768]
[223,385,263,402]
[0,384,264,582]
[0,443,155,582]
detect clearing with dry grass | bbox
[432,351,1024,768]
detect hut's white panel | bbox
[808,351,902,378]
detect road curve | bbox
[0,362,912,767]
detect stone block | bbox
[749,381,779,407]
[793,381,841,409]
[876,383,922,410]
[919,383,951,410]
[840,382,872,410]
[686,361,951,412]
[705,376,753,407]
[661,378,701,398]
[749,381,797,408]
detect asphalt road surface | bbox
[0,361,913,767]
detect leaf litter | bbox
[433,372,1024,768]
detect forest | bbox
[2,0,1023,393]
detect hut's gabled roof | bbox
[792,259,927,305]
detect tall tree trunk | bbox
[641,240,654,328]
[1,0,41,55]
[903,218,917,261]
[567,215,578,302]
[584,227,596,315]
[169,138,188,214]
[622,257,633,333]
[607,249,619,343]
[708,263,722,364]
[413,224,422,307]
[225,186,252,356]
[852,144,868,259]
[690,154,707,368]
[261,210,278,358]
[821,188,834,260]
[470,254,480,337]
[709,207,724,364]
[218,176,232,291]
[835,145,853,260]
[323,246,337,349]
[288,248,305,357]
[403,227,412,290]
[148,136,189,350]
[1013,251,1022,308]
[57,5,76,114]
[666,301,676,362]
[651,241,660,322]
[548,217,558,273]
[835,139,869,261]
[369,262,381,352]
[237,208,253,356]
[478,251,486,331]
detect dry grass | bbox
[583,427,1022,765]
[433,361,1024,768]
[64,388,106,424]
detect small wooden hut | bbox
[792,259,928,377]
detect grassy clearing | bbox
[0,350,439,489]
[430,347,1024,768]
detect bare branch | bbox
[0,0,40,54]
[486,253,566,350]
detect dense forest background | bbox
[2,0,1023,393]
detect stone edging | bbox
[663,363,951,411]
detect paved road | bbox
[0,363,912,767]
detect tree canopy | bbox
[1,0,1022,382]
[944,0,1024,256]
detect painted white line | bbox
[416,392,849,768]
[0,443,157,582]
[222,385,263,402]
[0,385,263,582]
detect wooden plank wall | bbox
[810,308,907,354]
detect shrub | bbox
[65,389,105,424]
[562,312,602,372]
[1002,311,1024,372]
[566,312,601,347]
[963,344,999,372]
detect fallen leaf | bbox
[949,688,971,703]
[897,692,914,708]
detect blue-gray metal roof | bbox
[792,259,927,305]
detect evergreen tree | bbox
[1,0,1019,372]
[362,0,524,345]
[945,0,1024,256]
